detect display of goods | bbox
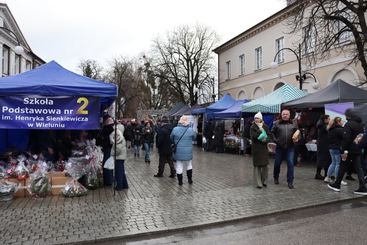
[0,180,19,202]
[27,161,51,197]
[28,175,51,198]
[85,171,99,190]
[52,161,65,172]
[14,162,29,180]
[62,179,88,198]
[0,166,5,179]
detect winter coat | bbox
[328,124,344,150]
[271,119,298,149]
[110,124,127,160]
[123,124,133,141]
[341,117,364,154]
[170,124,196,161]
[250,123,271,167]
[142,126,155,144]
[316,119,330,164]
[132,124,143,146]
[213,125,224,148]
[156,123,174,155]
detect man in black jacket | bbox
[328,109,367,195]
[154,116,175,178]
[315,115,331,180]
[272,109,298,189]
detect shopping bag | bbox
[104,156,114,170]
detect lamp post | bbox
[211,77,216,102]
[0,26,24,55]
[271,43,317,91]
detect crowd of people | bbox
[248,109,367,195]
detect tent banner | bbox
[325,102,354,123]
[0,96,100,130]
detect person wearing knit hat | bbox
[250,111,271,188]
[254,112,263,120]
[170,115,196,186]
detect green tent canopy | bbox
[242,84,307,113]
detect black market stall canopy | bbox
[166,102,186,117]
[283,79,367,109]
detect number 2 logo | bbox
[76,97,89,115]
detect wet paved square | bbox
[0,147,364,244]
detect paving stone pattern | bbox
[0,147,365,244]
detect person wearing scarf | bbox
[250,112,271,188]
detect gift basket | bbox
[14,160,29,181]
[62,158,88,197]
[27,161,51,198]
[84,140,103,190]
[0,166,20,202]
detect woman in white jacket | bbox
[109,122,129,190]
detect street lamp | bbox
[271,43,318,90]
[0,26,24,55]
[211,77,216,102]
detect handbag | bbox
[104,156,114,170]
[171,127,189,153]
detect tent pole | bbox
[113,97,117,197]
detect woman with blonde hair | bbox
[170,115,196,185]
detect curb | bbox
[59,195,366,245]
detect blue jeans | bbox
[134,145,140,156]
[115,160,128,190]
[144,143,151,161]
[327,149,341,177]
[273,146,295,184]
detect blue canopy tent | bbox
[0,60,117,153]
[206,94,236,118]
[212,99,249,119]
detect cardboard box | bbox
[6,178,26,198]
[48,172,66,178]
[51,176,71,196]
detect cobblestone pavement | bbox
[0,147,366,245]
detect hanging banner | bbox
[325,102,354,124]
[0,96,100,130]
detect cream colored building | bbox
[0,3,44,77]
[214,2,366,100]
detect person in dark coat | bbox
[315,115,331,180]
[100,117,114,186]
[123,121,133,149]
[131,119,143,158]
[154,116,175,178]
[142,121,155,163]
[328,109,367,195]
[214,124,225,153]
[250,112,271,188]
[271,109,299,189]
[324,117,346,184]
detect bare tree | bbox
[104,57,151,118]
[151,24,219,106]
[78,59,103,80]
[288,0,367,84]
[141,55,181,109]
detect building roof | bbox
[213,1,300,54]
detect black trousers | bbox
[335,153,366,188]
[158,154,175,176]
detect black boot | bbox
[187,169,193,184]
[177,174,183,185]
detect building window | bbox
[226,60,231,80]
[275,37,284,63]
[303,25,316,54]
[255,47,262,70]
[2,45,10,76]
[15,54,21,74]
[239,54,245,76]
[26,60,32,71]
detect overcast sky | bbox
[4,0,285,72]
